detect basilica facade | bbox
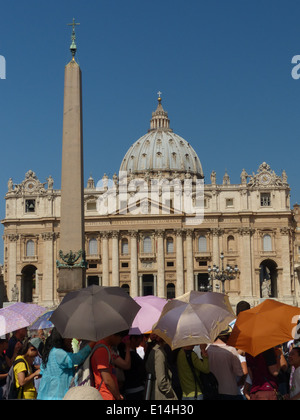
[1,98,298,308]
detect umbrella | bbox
[152,291,235,350]
[227,299,300,357]
[0,302,47,336]
[29,310,54,330]
[50,285,141,341]
[129,295,167,335]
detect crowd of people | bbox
[0,299,300,401]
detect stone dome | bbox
[119,97,204,178]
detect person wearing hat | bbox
[206,325,245,400]
[13,337,41,399]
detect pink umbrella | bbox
[129,295,167,335]
[0,302,47,336]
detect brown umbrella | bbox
[50,285,141,341]
[152,290,235,350]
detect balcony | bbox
[139,253,156,262]
[194,252,212,262]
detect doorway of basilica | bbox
[142,274,154,296]
[21,265,37,303]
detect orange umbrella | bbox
[227,299,300,356]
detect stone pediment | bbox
[247,162,288,189]
[112,196,182,217]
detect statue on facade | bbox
[260,266,271,298]
[11,284,19,302]
[7,178,13,192]
[282,170,288,184]
[261,278,271,298]
[47,175,54,189]
[210,170,216,185]
[223,170,230,185]
[240,169,248,185]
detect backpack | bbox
[69,343,111,388]
[2,359,27,400]
[185,350,219,400]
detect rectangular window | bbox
[226,198,234,208]
[88,263,97,269]
[87,202,97,211]
[261,193,271,207]
[121,262,129,268]
[25,199,35,213]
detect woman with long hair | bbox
[13,338,41,399]
[37,328,95,400]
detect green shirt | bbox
[177,349,209,398]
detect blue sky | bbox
[0,0,300,262]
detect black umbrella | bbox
[50,285,141,341]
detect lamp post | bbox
[208,252,239,293]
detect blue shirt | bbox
[37,345,91,400]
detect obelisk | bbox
[57,19,86,297]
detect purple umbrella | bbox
[0,302,47,336]
[129,295,167,335]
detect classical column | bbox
[111,231,119,287]
[280,227,292,299]
[210,228,222,292]
[211,228,221,266]
[153,274,158,296]
[175,229,184,296]
[238,228,254,298]
[156,230,165,298]
[129,230,139,297]
[7,234,19,301]
[186,229,194,292]
[101,232,109,286]
[139,274,143,296]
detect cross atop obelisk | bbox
[67,18,80,60]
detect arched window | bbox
[198,236,207,252]
[263,234,272,252]
[88,238,98,255]
[166,237,174,253]
[121,238,129,255]
[143,236,152,253]
[26,240,35,257]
